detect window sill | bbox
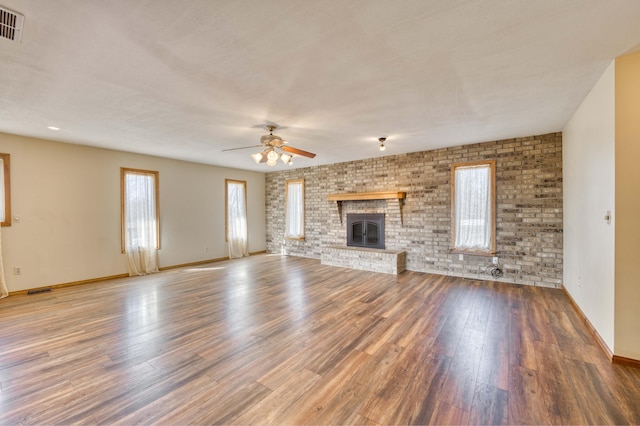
[450,248,495,257]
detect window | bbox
[226,179,249,258]
[451,160,496,255]
[285,179,304,239]
[0,153,10,227]
[121,168,160,253]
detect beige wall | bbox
[562,60,616,350]
[0,132,266,292]
[615,52,640,360]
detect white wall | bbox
[0,132,266,292]
[562,61,616,350]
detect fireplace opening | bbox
[347,213,385,249]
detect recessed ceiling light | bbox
[47,126,60,131]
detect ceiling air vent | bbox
[0,6,24,42]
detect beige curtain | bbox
[123,171,160,276]
[126,247,159,276]
[0,226,8,299]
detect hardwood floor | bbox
[1,254,639,425]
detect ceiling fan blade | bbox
[281,145,316,158]
[222,144,261,152]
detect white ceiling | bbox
[1,0,640,172]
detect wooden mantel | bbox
[326,191,406,202]
[327,191,407,224]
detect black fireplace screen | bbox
[347,213,385,249]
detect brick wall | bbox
[265,132,563,287]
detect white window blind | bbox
[0,158,5,223]
[124,172,158,250]
[226,180,249,259]
[0,153,9,226]
[122,168,159,275]
[285,179,304,239]
[452,161,495,253]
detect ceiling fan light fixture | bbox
[251,152,263,163]
[379,137,387,151]
[280,153,291,164]
[225,124,315,167]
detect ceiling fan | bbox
[223,125,316,166]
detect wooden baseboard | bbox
[159,256,229,271]
[561,286,614,360]
[158,251,266,271]
[562,286,640,367]
[612,355,640,368]
[9,273,130,296]
[8,251,269,296]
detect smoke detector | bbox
[0,6,24,43]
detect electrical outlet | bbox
[492,257,499,265]
[14,266,22,275]
[458,254,464,261]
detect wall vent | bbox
[0,6,24,43]
[27,287,52,295]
